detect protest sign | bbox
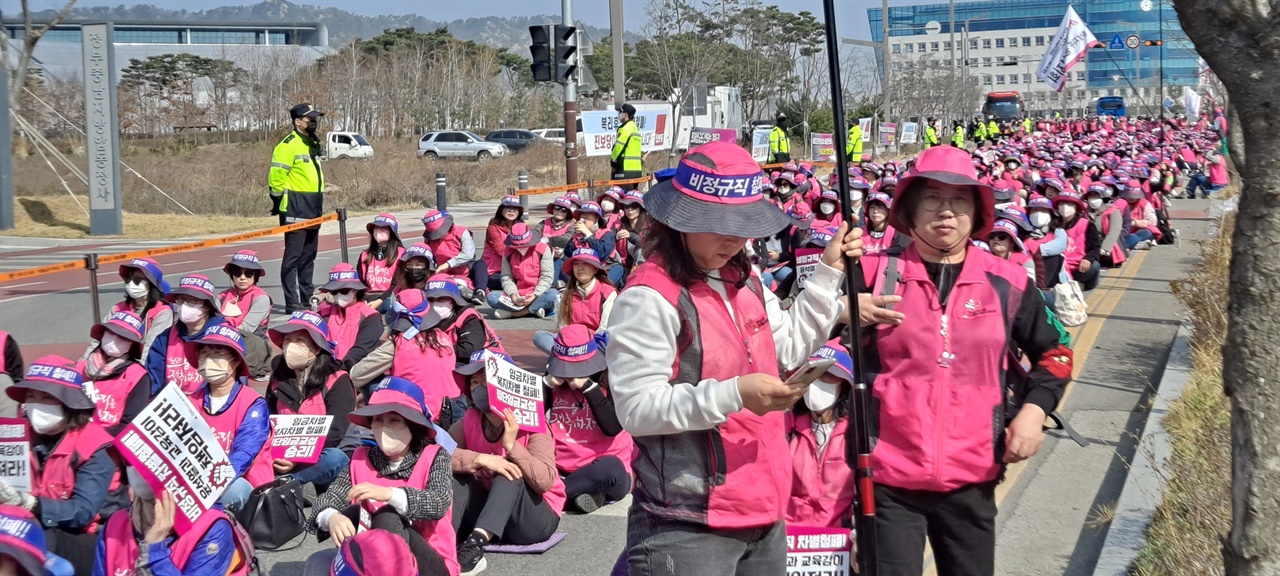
[811,133,835,162]
[751,129,772,162]
[786,525,853,576]
[582,107,673,157]
[901,122,919,144]
[0,418,31,493]
[495,293,528,311]
[269,415,333,464]
[879,122,898,147]
[1036,6,1100,92]
[689,127,739,147]
[484,351,548,434]
[793,248,825,292]
[858,118,873,142]
[114,385,234,534]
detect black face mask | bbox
[404,268,427,285]
[304,118,318,135]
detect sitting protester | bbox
[785,341,855,529]
[1085,184,1127,268]
[422,210,481,303]
[350,289,460,423]
[359,213,406,312]
[487,223,558,320]
[568,202,623,285]
[219,250,273,379]
[539,197,577,275]
[267,311,356,490]
[148,274,225,395]
[986,219,1037,282]
[532,248,616,355]
[477,196,526,305]
[77,311,151,436]
[317,264,385,370]
[85,258,171,364]
[1054,191,1102,290]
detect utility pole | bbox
[0,60,13,230]
[880,0,891,143]
[610,0,625,109]
[563,0,579,186]
[949,0,956,83]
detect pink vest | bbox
[1129,198,1162,240]
[322,301,379,362]
[199,385,275,488]
[624,259,789,529]
[548,387,634,478]
[506,243,548,295]
[1210,158,1229,186]
[540,218,574,245]
[785,413,853,529]
[1100,205,1127,266]
[443,308,503,354]
[428,225,469,277]
[484,222,513,275]
[1062,217,1088,272]
[862,227,898,256]
[164,324,203,394]
[31,422,118,532]
[219,285,272,332]
[391,332,460,421]
[349,445,459,576]
[272,371,347,416]
[75,358,147,430]
[102,508,249,576]
[359,247,404,293]
[567,282,616,332]
[462,409,566,516]
[859,243,1030,492]
[0,330,6,373]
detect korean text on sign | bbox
[0,418,31,493]
[786,525,853,576]
[270,415,333,464]
[484,351,548,434]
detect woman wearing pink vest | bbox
[84,258,171,366]
[568,202,624,285]
[395,243,437,294]
[863,192,908,257]
[450,359,565,576]
[422,210,481,300]
[317,263,385,371]
[359,213,406,312]
[1121,183,1161,250]
[533,248,617,355]
[1052,191,1102,291]
[855,146,1072,576]
[78,311,152,436]
[219,250,273,380]
[544,325,633,514]
[310,377,458,576]
[540,196,578,275]
[985,219,1038,282]
[615,193,647,276]
[2,356,127,575]
[146,274,226,396]
[607,141,863,576]
[94,468,246,576]
[784,341,855,529]
[267,311,356,489]
[476,196,525,305]
[485,223,557,319]
[599,185,625,230]
[1085,184,1127,268]
[350,289,459,421]
[187,326,272,514]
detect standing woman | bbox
[85,258,171,363]
[606,142,862,576]
[77,312,152,436]
[857,146,1071,576]
[358,213,406,312]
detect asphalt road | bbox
[0,196,1211,576]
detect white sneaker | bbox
[535,308,547,319]
[1134,240,1153,251]
[493,309,512,319]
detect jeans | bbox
[219,477,254,514]
[772,266,796,295]
[288,447,349,488]
[280,226,320,310]
[606,264,625,286]
[1186,174,1218,198]
[874,481,997,576]
[453,475,561,544]
[625,507,786,576]
[1123,229,1155,250]
[563,456,631,503]
[1072,262,1100,291]
[533,330,557,355]
[487,290,558,317]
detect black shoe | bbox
[458,533,488,575]
[572,493,605,514]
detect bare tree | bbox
[2,0,77,110]
[1171,2,1278,575]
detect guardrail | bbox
[0,210,349,322]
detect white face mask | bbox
[819,203,836,215]
[27,403,67,435]
[1030,212,1052,229]
[1088,197,1104,210]
[431,301,454,319]
[198,356,233,385]
[283,342,316,371]
[126,280,150,300]
[804,378,841,412]
[100,332,132,358]
[778,186,792,196]
[178,302,205,325]
[375,421,412,457]
[600,199,616,212]
[850,190,864,203]
[1058,204,1078,221]
[334,292,355,308]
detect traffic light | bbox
[1144,40,1163,46]
[554,24,577,84]
[529,25,553,83]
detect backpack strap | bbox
[879,245,906,310]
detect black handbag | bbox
[234,477,308,550]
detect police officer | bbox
[846,119,863,158]
[611,103,643,189]
[769,113,791,163]
[270,103,326,313]
[924,117,940,148]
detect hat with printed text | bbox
[547,324,608,378]
[421,210,454,241]
[118,257,170,293]
[166,274,221,313]
[0,505,51,576]
[424,274,467,307]
[269,310,336,354]
[223,250,265,277]
[643,141,794,238]
[90,310,145,344]
[366,213,401,239]
[8,355,92,410]
[320,263,368,293]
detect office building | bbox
[869,0,1199,117]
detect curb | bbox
[1091,323,1193,576]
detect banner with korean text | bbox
[484,351,548,434]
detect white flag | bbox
[1036,6,1100,92]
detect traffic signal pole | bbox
[563,0,578,186]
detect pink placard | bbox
[269,415,332,464]
[483,352,547,434]
[794,247,825,291]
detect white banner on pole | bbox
[1036,5,1101,92]
[751,129,772,162]
[1183,87,1202,119]
[901,122,919,144]
[581,107,673,157]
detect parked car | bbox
[323,131,374,160]
[485,129,543,153]
[417,130,507,161]
[530,128,565,143]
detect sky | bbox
[0,0,944,41]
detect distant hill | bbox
[17,0,635,56]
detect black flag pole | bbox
[819,0,879,574]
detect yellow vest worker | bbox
[769,114,791,163]
[987,120,999,139]
[974,122,987,141]
[611,104,643,179]
[846,123,864,157]
[269,103,327,312]
[951,124,965,147]
[925,125,939,148]
[1023,117,1033,133]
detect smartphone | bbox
[784,357,837,387]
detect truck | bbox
[323,131,374,160]
[982,92,1024,122]
[671,86,745,150]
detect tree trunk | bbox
[1173,2,1280,575]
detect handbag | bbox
[234,477,308,550]
[1052,280,1089,327]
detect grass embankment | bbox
[1131,211,1233,576]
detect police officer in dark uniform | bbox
[269,103,326,313]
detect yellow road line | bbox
[921,250,1150,576]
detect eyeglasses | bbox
[919,194,974,214]
[989,233,1013,243]
[227,267,256,278]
